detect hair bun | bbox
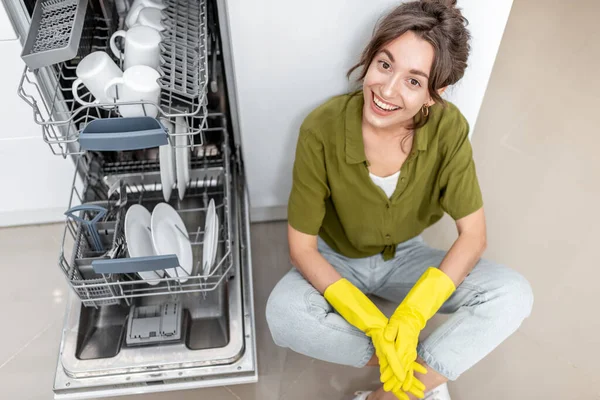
[423,0,458,8]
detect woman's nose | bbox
[381,74,401,99]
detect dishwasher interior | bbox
[3,0,257,397]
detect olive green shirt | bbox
[288,91,483,260]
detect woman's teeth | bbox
[373,95,400,111]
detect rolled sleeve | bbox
[438,119,483,220]
[288,126,330,235]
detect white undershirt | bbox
[369,170,401,198]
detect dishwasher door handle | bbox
[91,254,179,274]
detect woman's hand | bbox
[373,330,427,399]
[379,324,427,399]
[379,352,427,399]
[379,267,457,398]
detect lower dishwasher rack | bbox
[60,120,233,307]
[52,128,257,398]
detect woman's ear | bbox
[427,86,448,107]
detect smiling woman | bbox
[349,0,470,133]
[266,2,534,400]
[361,31,438,134]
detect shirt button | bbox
[385,234,391,240]
[401,177,406,182]
[385,203,390,209]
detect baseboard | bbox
[250,205,288,223]
[0,207,66,228]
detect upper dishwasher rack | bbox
[17,0,209,157]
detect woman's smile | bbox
[371,91,401,115]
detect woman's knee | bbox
[265,285,292,347]
[504,270,534,319]
[265,270,330,347]
[485,266,534,322]
[463,261,534,326]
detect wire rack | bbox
[59,121,233,308]
[17,0,208,158]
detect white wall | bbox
[0,1,17,41]
[226,0,514,221]
[0,38,74,227]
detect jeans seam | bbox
[456,281,487,296]
[303,287,368,339]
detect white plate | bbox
[175,116,190,200]
[151,202,193,282]
[202,199,215,276]
[124,205,163,285]
[210,210,219,270]
[159,119,176,202]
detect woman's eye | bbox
[378,60,391,70]
[409,78,421,87]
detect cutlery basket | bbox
[63,199,127,307]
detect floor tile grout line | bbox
[0,319,57,370]
[223,385,242,400]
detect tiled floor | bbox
[3,0,600,399]
[0,222,381,400]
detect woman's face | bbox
[362,30,436,132]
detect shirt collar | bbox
[344,91,429,165]
[344,92,367,164]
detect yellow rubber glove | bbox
[380,267,456,396]
[323,278,388,333]
[324,279,427,397]
[380,352,427,399]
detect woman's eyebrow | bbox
[410,69,429,79]
[381,49,395,62]
[380,49,430,80]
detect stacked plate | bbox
[159,117,191,202]
[124,203,193,284]
[159,120,176,202]
[202,199,219,277]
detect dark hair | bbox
[348,0,471,127]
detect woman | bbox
[266,1,534,399]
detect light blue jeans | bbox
[266,236,534,380]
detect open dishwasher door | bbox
[2,0,258,397]
[52,147,258,398]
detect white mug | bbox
[125,0,166,29]
[131,7,165,31]
[104,65,161,118]
[110,25,161,71]
[71,52,122,107]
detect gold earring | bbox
[421,104,430,117]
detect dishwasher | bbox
[1,0,258,397]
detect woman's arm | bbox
[288,224,342,294]
[438,207,487,287]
